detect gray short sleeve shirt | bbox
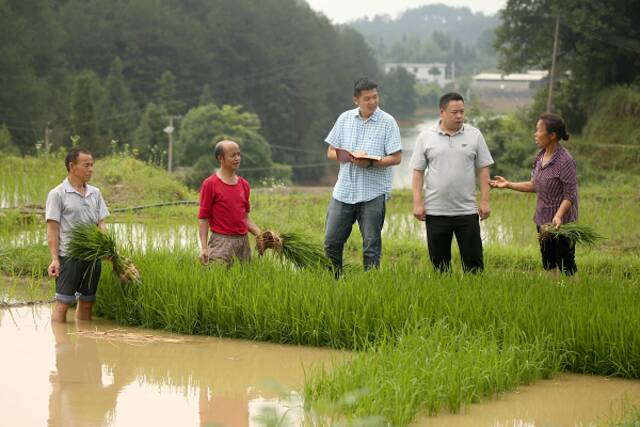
[410,123,494,216]
[45,178,110,256]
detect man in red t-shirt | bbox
[198,140,261,265]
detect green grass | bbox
[0,245,49,276]
[305,321,560,426]
[0,153,194,209]
[88,250,640,425]
[2,156,640,425]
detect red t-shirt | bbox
[198,174,251,235]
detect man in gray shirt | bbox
[410,92,493,273]
[46,148,110,322]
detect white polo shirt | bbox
[45,178,110,256]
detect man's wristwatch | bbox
[367,159,374,168]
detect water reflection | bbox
[415,373,640,427]
[384,213,519,246]
[7,217,527,252]
[49,322,135,426]
[6,223,198,252]
[0,305,341,427]
[393,118,438,189]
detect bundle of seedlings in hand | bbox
[67,223,139,283]
[256,230,332,270]
[538,222,604,246]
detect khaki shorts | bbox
[208,233,251,265]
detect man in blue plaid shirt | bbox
[324,78,402,275]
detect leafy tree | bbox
[101,57,138,148]
[177,103,274,182]
[0,0,58,153]
[70,71,104,154]
[199,84,214,106]
[416,83,442,109]
[380,67,417,117]
[133,102,169,165]
[471,112,535,180]
[155,70,186,115]
[0,125,20,156]
[0,0,381,183]
[494,0,640,129]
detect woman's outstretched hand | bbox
[489,176,509,189]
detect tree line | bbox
[0,0,388,183]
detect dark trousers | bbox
[324,195,386,273]
[537,226,577,276]
[425,214,484,273]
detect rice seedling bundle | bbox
[256,230,332,270]
[538,222,604,246]
[67,223,139,283]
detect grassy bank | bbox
[0,154,194,209]
[90,250,640,424]
[2,153,640,425]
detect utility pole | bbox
[547,15,560,113]
[163,115,181,173]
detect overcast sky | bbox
[305,0,506,24]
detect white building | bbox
[472,70,548,93]
[384,63,451,87]
[471,70,548,112]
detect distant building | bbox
[471,70,548,112]
[384,63,451,88]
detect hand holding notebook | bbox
[334,147,382,163]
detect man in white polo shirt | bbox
[411,92,493,273]
[46,148,110,322]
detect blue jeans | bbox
[324,195,386,272]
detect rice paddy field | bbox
[1,154,640,426]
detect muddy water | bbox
[415,374,640,427]
[0,305,343,427]
[393,117,438,189]
[383,212,520,246]
[2,305,640,426]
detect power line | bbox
[240,162,334,172]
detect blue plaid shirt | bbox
[325,107,402,204]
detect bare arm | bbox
[374,151,402,167]
[489,176,536,193]
[198,219,210,264]
[246,215,261,236]
[552,200,573,228]
[327,145,338,162]
[47,220,60,277]
[477,167,491,220]
[412,169,426,221]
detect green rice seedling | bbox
[538,222,605,246]
[67,223,139,283]
[256,230,333,270]
[305,321,560,426]
[92,249,640,424]
[0,245,50,276]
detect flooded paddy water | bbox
[416,374,640,426]
[0,305,343,426]
[1,304,639,426]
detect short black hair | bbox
[64,148,92,172]
[539,113,570,141]
[354,78,378,97]
[439,92,465,110]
